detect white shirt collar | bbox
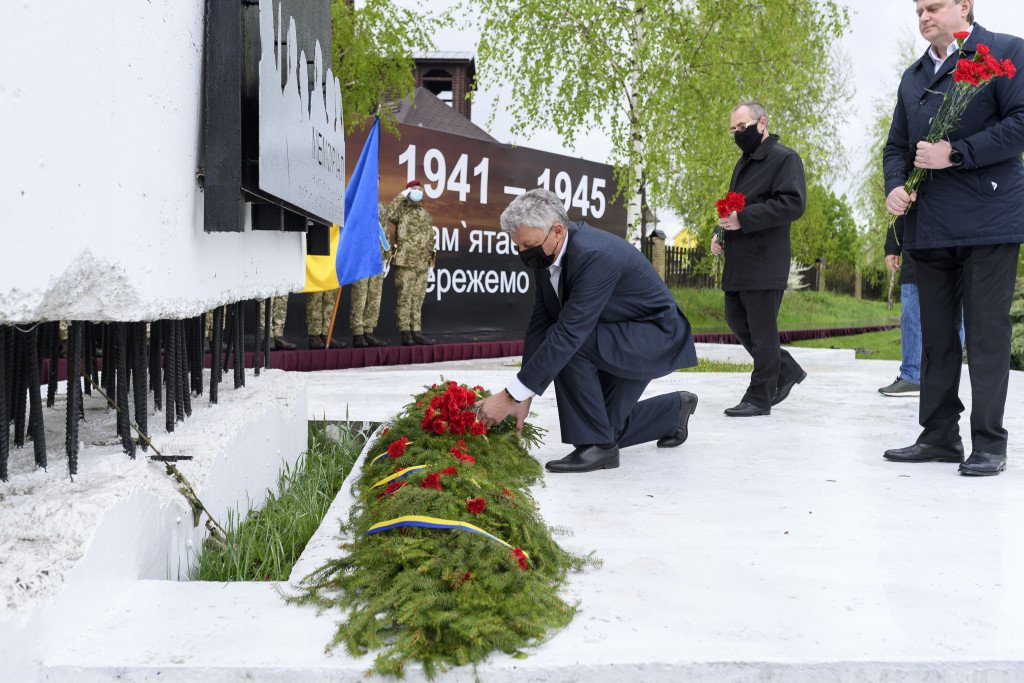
[930,24,973,73]
[550,229,569,270]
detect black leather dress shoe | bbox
[959,451,1006,476]
[545,445,619,473]
[772,369,808,406]
[882,441,964,463]
[657,391,698,448]
[724,401,769,417]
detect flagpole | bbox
[326,286,343,348]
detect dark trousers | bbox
[552,335,681,448]
[910,244,1020,455]
[724,289,804,409]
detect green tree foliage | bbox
[330,0,452,134]
[472,0,849,243]
[791,184,859,266]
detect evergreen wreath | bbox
[292,380,597,678]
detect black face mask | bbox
[733,121,763,155]
[518,227,558,269]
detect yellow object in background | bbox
[304,224,341,292]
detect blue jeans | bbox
[900,282,965,384]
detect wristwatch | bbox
[949,145,964,167]
[503,388,522,404]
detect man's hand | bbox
[511,397,532,433]
[885,254,901,273]
[718,211,741,231]
[477,391,516,428]
[710,233,724,256]
[914,140,954,170]
[886,186,918,216]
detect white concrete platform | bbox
[39,348,1024,681]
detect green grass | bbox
[191,422,367,582]
[678,358,754,373]
[789,328,903,360]
[672,288,900,333]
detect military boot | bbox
[364,333,387,347]
[401,331,415,346]
[309,335,326,349]
[412,332,433,345]
[352,334,369,348]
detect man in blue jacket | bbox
[882,0,1024,476]
[476,189,699,473]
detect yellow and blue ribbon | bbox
[364,515,529,560]
[370,465,428,490]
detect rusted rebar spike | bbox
[150,321,162,411]
[263,298,272,369]
[115,323,134,457]
[210,307,223,403]
[0,326,10,482]
[178,321,191,419]
[46,322,59,408]
[253,300,262,378]
[25,326,46,468]
[234,301,244,389]
[164,320,176,433]
[132,322,149,451]
[65,322,82,478]
[12,329,27,448]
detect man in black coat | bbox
[711,101,808,417]
[883,0,1024,476]
[476,189,698,473]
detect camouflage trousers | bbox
[349,273,384,336]
[394,266,428,332]
[306,289,338,336]
[203,295,289,340]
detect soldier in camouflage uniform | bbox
[306,289,344,349]
[349,201,390,348]
[387,179,436,346]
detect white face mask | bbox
[409,190,423,202]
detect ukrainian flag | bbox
[304,117,383,292]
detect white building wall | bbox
[0,1,307,324]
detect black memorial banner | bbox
[328,122,627,344]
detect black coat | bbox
[518,223,697,396]
[883,24,1024,250]
[722,135,807,292]
[884,217,916,285]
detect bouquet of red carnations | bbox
[712,191,745,254]
[891,32,1017,231]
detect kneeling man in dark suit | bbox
[477,189,699,473]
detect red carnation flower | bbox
[382,427,390,436]
[715,199,730,218]
[726,191,746,212]
[469,421,487,436]
[1004,59,1017,79]
[384,480,406,496]
[387,436,409,458]
[420,472,443,490]
[442,466,458,476]
[466,498,486,514]
[432,420,446,435]
[954,31,970,41]
[501,487,515,500]
[457,440,467,448]
[456,452,475,464]
[976,43,990,57]
[511,548,528,571]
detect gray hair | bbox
[499,189,569,235]
[733,100,768,125]
[913,0,974,23]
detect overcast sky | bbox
[390,0,1024,233]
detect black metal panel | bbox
[203,0,244,232]
[306,223,329,256]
